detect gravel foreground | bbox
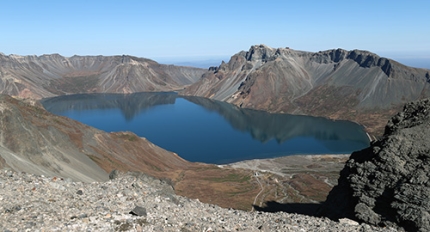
[0,170,400,232]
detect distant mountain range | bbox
[0,53,205,99]
[181,45,430,135]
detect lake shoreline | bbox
[42,92,368,163]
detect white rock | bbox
[339,218,360,226]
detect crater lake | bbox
[41,92,370,164]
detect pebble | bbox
[0,170,400,231]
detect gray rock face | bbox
[130,206,147,217]
[320,98,430,231]
[183,45,430,111]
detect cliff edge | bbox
[319,98,430,231]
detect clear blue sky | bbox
[1,0,429,61]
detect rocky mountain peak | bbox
[324,48,348,62]
[39,53,65,60]
[346,50,393,76]
[8,54,25,59]
[309,48,348,64]
[245,44,277,62]
[242,45,395,77]
[310,48,393,75]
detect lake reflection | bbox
[41,92,370,164]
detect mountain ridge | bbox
[0,53,206,99]
[181,45,430,135]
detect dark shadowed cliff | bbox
[319,98,430,231]
[181,45,430,135]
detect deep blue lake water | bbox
[41,92,370,164]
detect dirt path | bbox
[251,172,264,211]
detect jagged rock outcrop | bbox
[0,53,205,99]
[319,98,430,231]
[181,45,430,135]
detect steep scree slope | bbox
[319,98,430,231]
[181,45,430,135]
[0,53,205,99]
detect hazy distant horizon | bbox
[393,58,430,69]
[154,56,230,68]
[154,53,430,70]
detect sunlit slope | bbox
[0,53,205,99]
[182,45,430,134]
[0,94,189,182]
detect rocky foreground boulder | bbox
[320,98,430,231]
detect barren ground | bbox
[173,154,350,211]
